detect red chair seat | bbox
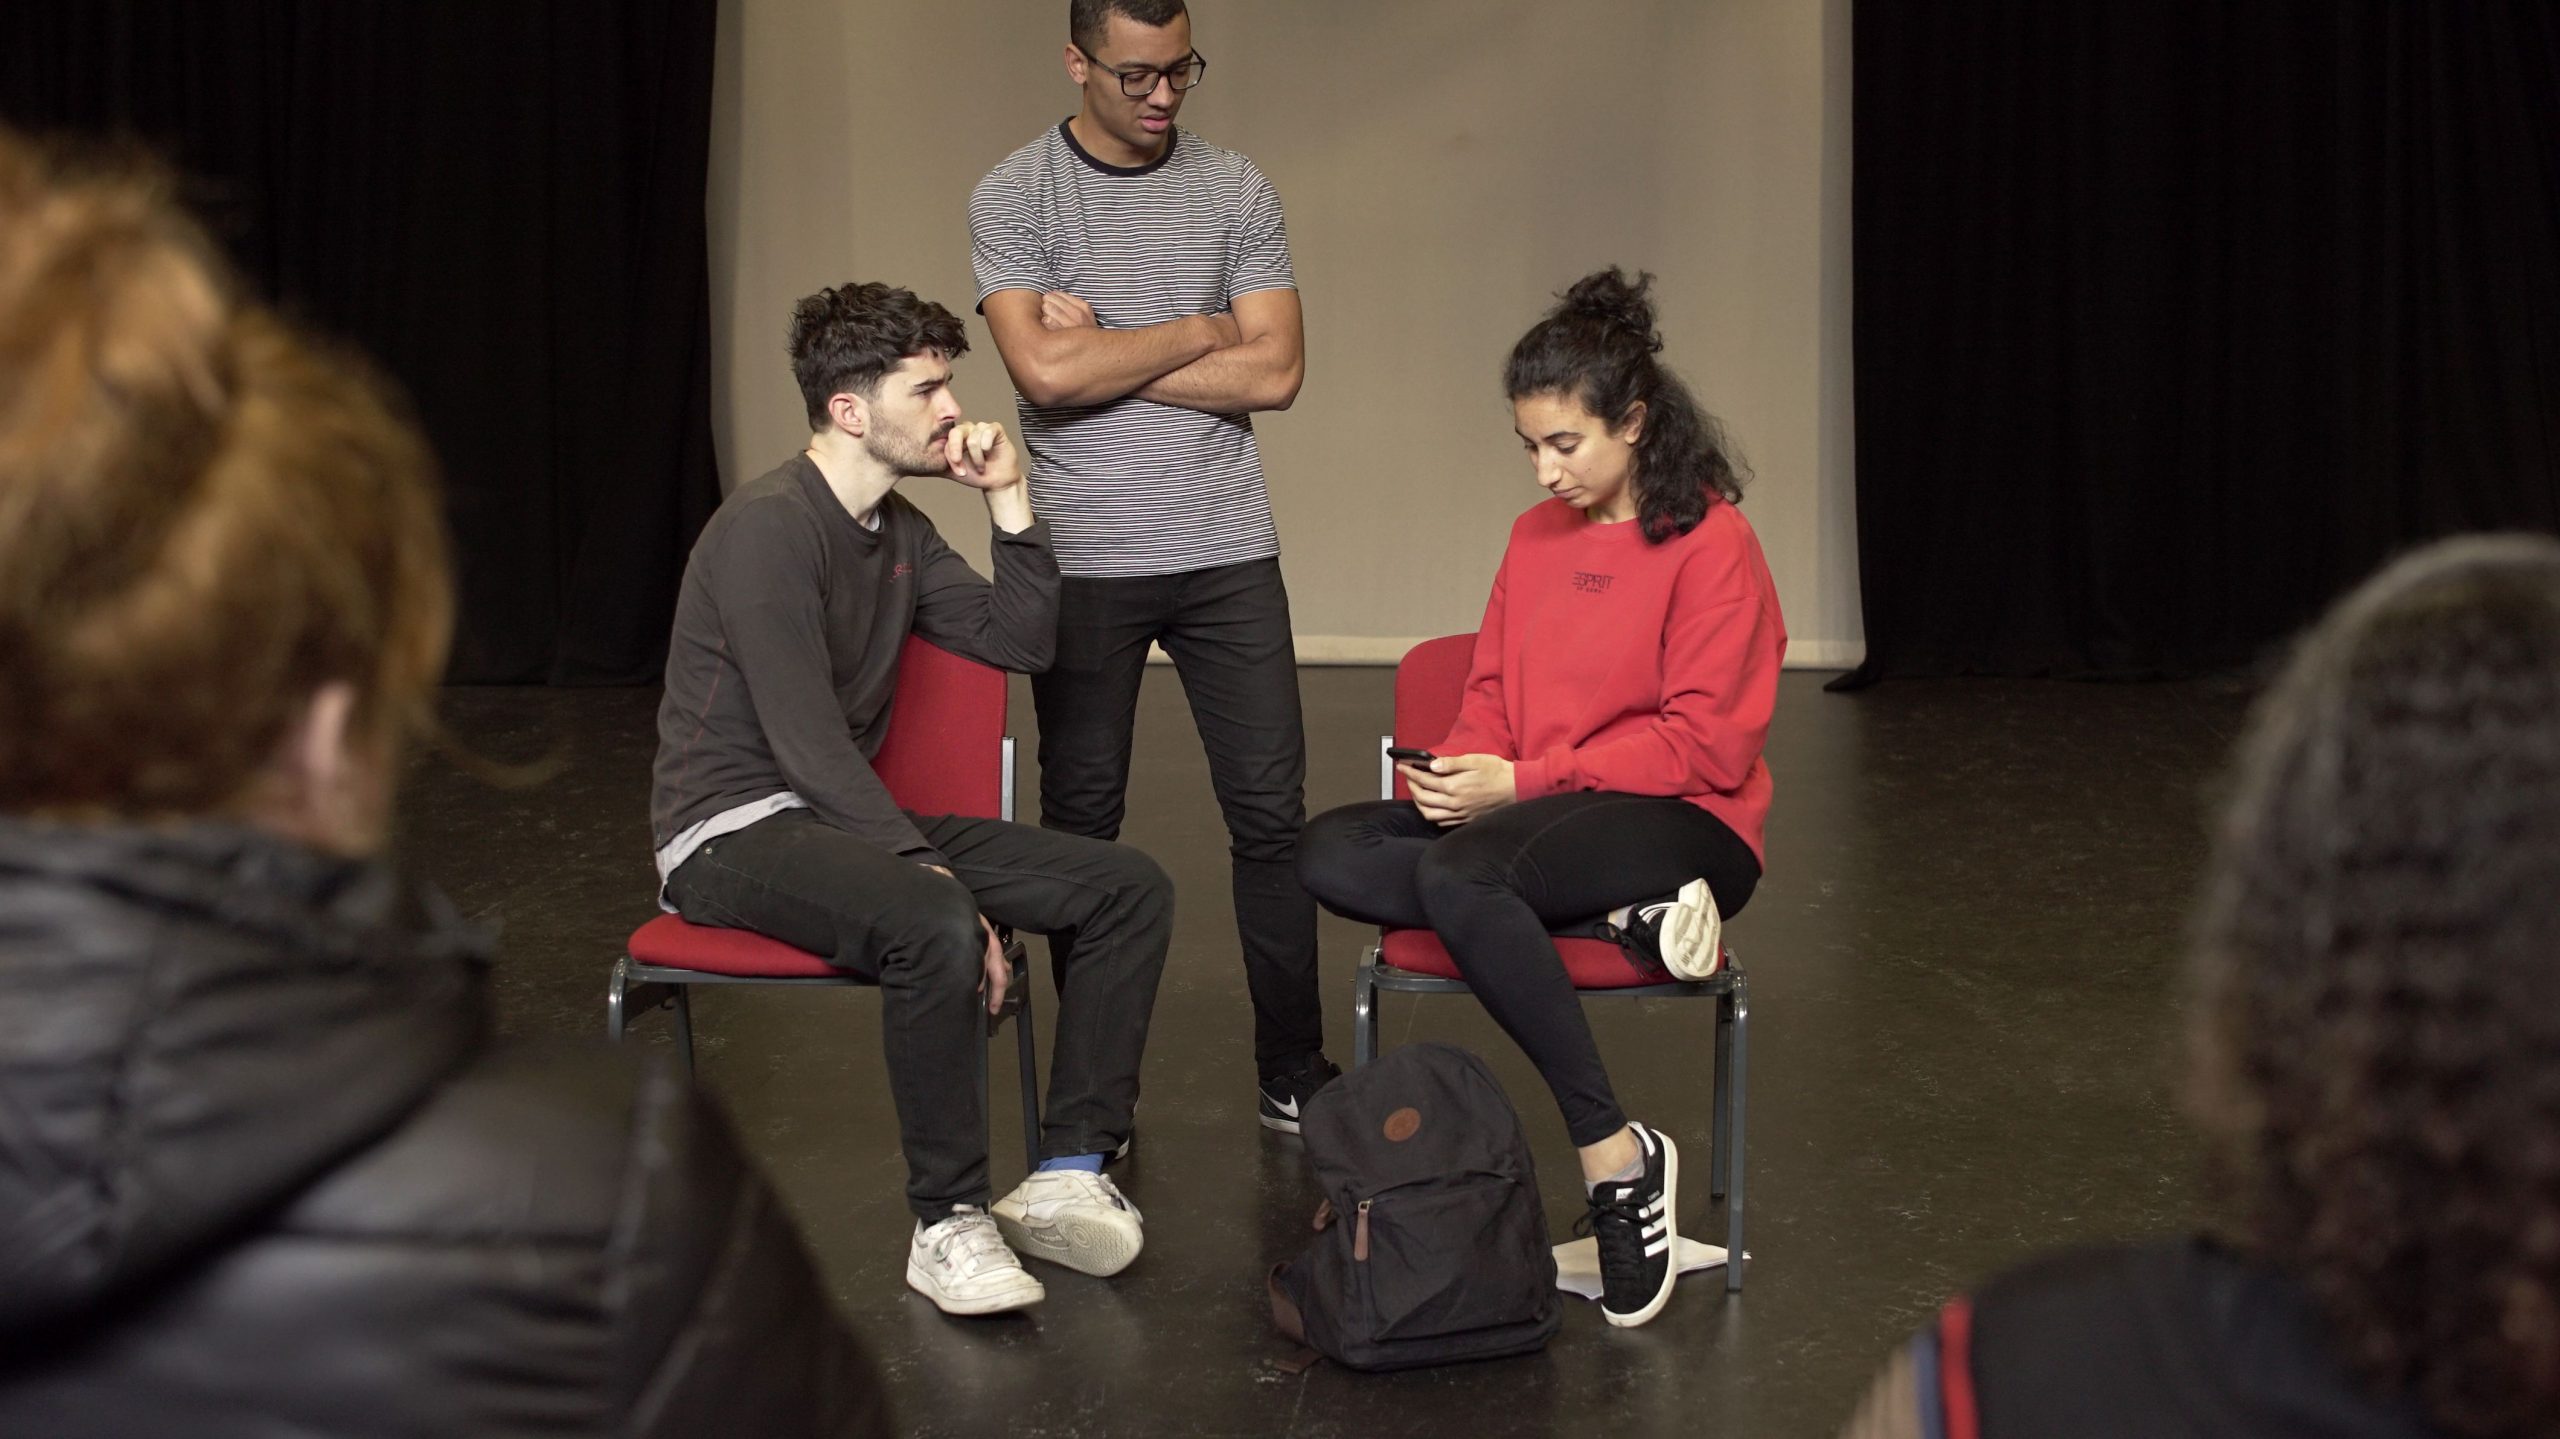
[1378,928,1665,990]
[627,914,846,979]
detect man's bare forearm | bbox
[1133,334,1304,415]
[1003,314,1227,408]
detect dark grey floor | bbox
[400,667,2256,1438]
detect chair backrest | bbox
[1387,633,1479,800]
[873,635,1009,820]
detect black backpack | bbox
[1268,1043,1562,1371]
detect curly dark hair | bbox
[1502,268,1747,544]
[2191,533,2560,1439]
[787,282,968,429]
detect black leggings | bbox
[1298,791,1760,1147]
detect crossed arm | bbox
[981,286,1305,416]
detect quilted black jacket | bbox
[0,820,887,1437]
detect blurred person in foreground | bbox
[0,130,886,1438]
[1844,532,2560,1439]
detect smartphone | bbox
[1385,746,1437,764]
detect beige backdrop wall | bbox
[708,0,1860,667]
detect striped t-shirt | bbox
[969,120,1295,578]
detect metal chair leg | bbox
[1353,950,1378,1066]
[1015,962,1042,1174]
[607,956,632,1042]
[974,1013,992,1163]
[1711,984,1733,1201]
[671,984,696,1080]
[1725,970,1748,1293]
[611,956,696,1080]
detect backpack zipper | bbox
[1353,1199,1371,1261]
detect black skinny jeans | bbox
[1298,791,1760,1147]
[666,808,1173,1222]
[1031,558,1323,1076]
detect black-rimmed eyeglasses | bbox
[1074,44,1208,98]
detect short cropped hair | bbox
[787,282,969,429]
[1070,0,1188,55]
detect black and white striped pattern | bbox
[1635,1126,1673,1259]
[969,121,1295,578]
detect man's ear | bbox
[1064,40,1086,83]
[829,389,868,439]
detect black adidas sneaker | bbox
[1581,1121,1681,1327]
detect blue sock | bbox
[1036,1153,1105,1173]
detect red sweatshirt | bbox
[1435,497,1787,860]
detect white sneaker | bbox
[1603,878,1724,980]
[992,1169,1145,1278]
[906,1206,1045,1316]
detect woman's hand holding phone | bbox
[1399,751,1518,827]
[1389,746,1445,815]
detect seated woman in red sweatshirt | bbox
[1297,267,1786,1332]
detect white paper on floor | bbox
[1551,1236,1745,1300]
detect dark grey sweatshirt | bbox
[649,455,1058,867]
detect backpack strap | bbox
[1936,1298,1979,1439]
[1266,1263,1324,1375]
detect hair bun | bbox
[1557,267,1663,354]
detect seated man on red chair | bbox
[650,282,1172,1317]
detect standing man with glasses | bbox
[971,0,1337,1134]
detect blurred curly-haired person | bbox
[1844,532,2560,1439]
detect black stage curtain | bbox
[1847,2,2560,682]
[0,1,720,683]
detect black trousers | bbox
[1030,557,1323,1076]
[665,808,1172,1222]
[1297,792,1760,1147]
